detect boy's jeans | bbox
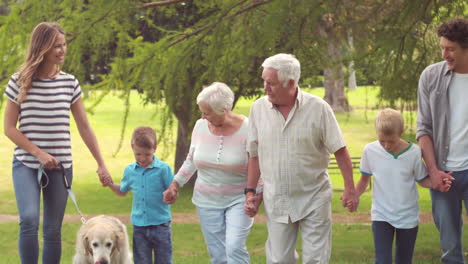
[133,222,173,264]
[372,221,418,264]
[12,157,72,264]
[431,168,468,264]
[197,202,253,264]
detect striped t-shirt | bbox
[4,72,82,169]
[174,118,250,209]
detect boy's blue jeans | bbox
[133,222,173,264]
[12,158,72,264]
[372,221,418,264]
[431,168,468,264]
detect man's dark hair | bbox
[438,18,468,48]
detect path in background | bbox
[0,212,440,224]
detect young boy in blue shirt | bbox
[354,108,453,264]
[109,126,174,264]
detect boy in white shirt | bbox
[355,108,452,264]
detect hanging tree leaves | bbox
[1,0,467,172]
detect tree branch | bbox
[143,0,187,8]
[168,0,272,47]
[67,7,115,43]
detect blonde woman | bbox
[3,22,112,263]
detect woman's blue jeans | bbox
[197,202,254,264]
[12,158,72,264]
[431,168,468,264]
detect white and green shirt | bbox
[360,141,427,228]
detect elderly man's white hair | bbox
[262,53,301,88]
[197,82,235,114]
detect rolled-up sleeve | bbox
[416,67,433,140]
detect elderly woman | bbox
[164,82,260,264]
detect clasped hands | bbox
[163,182,179,204]
[431,170,454,192]
[97,165,113,187]
[341,189,359,212]
[244,192,262,217]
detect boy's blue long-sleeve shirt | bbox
[120,155,174,226]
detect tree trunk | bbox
[320,14,352,112]
[348,60,357,91]
[347,28,357,91]
[174,119,190,173]
[172,108,200,186]
[323,67,351,112]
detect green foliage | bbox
[1,0,467,166]
[0,4,29,90]
[368,0,466,106]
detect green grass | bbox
[0,221,463,263]
[0,86,459,262]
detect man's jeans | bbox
[12,158,72,264]
[431,168,468,264]
[197,202,253,264]
[133,222,173,264]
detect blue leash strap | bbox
[37,163,87,224]
[37,166,50,188]
[67,189,87,224]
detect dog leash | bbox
[38,163,87,224]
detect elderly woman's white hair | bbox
[262,53,301,88]
[197,82,235,114]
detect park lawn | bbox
[0,86,450,262]
[0,221,464,263]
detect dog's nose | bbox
[97,260,108,264]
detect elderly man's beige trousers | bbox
[265,200,332,264]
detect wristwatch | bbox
[244,188,256,195]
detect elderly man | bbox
[244,53,357,263]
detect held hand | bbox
[97,165,113,187]
[340,196,358,212]
[244,193,261,217]
[37,151,59,168]
[430,169,452,192]
[163,183,179,204]
[440,172,454,192]
[341,189,359,212]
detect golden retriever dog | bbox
[73,215,132,264]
